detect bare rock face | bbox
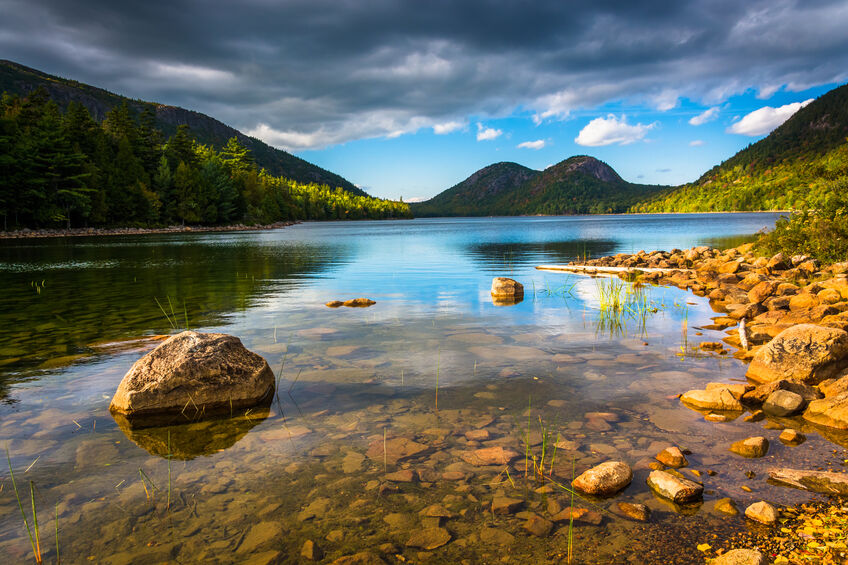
[572,461,632,496]
[746,324,848,384]
[110,331,275,425]
[803,392,848,429]
[491,277,524,298]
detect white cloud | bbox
[517,139,546,150]
[476,122,503,141]
[651,89,680,111]
[688,107,720,126]
[689,139,705,146]
[574,115,655,147]
[149,63,235,83]
[727,99,814,136]
[432,121,464,135]
[405,196,427,203]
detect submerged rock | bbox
[646,470,703,503]
[109,331,274,425]
[330,553,388,565]
[616,502,650,522]
[522,514,554,537]
[572,461,633,496]
[460,446,520,466]
[405,527,451,550]
[778,429,806,445]
[710,549,767,565]
[746,324,848,384]
[713,498,739,516]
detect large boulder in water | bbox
[110,331,275,426]
[746,324,848,384]
[491,277,524,298]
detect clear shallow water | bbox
[2,213,844,564]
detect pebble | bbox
[745,501,778,525]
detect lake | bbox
[2,213,836,564]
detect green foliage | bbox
[756,177,848,265]
[632,83,848,213]
[0,88,410,229]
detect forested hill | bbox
[0,85,409,230]
[632,82,848,212]
[0,59,364,196]
[411,156,668,216]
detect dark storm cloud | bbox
[2,0,847,149]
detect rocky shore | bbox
[0,221,297,239]
[564,244,848,563]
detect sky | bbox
[1,0,847,201]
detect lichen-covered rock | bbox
[491,277,524,298]
[746,324,848,384]
[572,461,632,496]
[109,331,274,424]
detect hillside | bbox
[412,156,668,216]
[633,82,848,212]
[0,60,365,196]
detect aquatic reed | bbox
[6,447,41,563]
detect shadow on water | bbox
[113,405,271,460]
[0,233,352,392]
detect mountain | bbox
[0,59,365,196]
[411,156,668,216]
[632,82,848,212]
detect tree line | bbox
[0,88,410,230]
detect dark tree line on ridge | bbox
[0,88,410,230]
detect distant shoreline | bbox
[0,221,299,240]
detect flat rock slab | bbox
[768,468,848,495]
[647,470,703,503]
[366,437,429,465]
[681,388,743,411]
[804,392,848,429]
[109,331,274,425]
[405,527,451,550]
[460,446,520,466]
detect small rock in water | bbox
[330,552,388,565]
[763,390,805,416]
[491,496,523,515]
[710,549,767,565]
[551,507,602,525]
[729,437,769,458]
[656,446,688,468]
[325,300,344,308]
[479,527,515,546]
[616,502,650,522]
[460,446,520,466]
[343,298,376,307]
[646,470,703,503]
[572,461,633,496]
[743,410,765,422]
[713,498,739,516]
[301,540,324,561]
[491,277,524,298]
[464,429,490,441]
[405,527,451,550]
[384,469,417,482]
[680,388,743,411]
[705,413,729,422]
[778,429,806,445]
[522,514,554,537]
[744,501,778,525]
